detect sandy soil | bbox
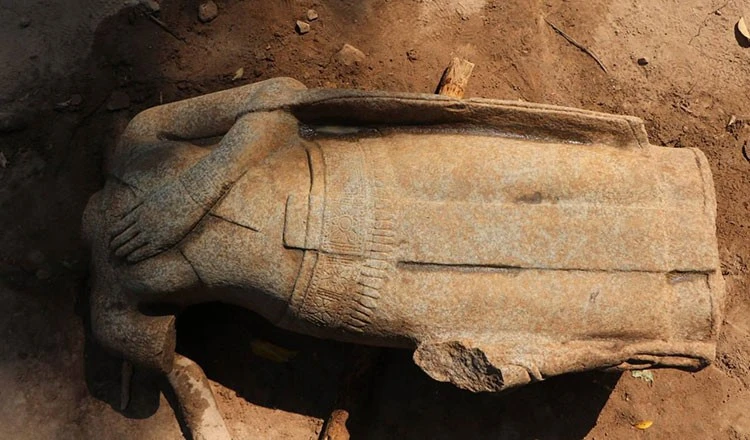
[1,0,749,439]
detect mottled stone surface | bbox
[83,78,724,391]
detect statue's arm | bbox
[108,79,304,263]
[116,77,305,150]
[175,110,297,210]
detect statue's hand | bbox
[109,178,205,263]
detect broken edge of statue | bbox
[83,77,725,394]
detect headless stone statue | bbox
[83,78,724,395]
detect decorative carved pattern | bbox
[293,144,398,332]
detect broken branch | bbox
[545,19,608,73]
[436,57,475,98]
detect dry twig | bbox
[143,11,187,43]
[545,19,608,73]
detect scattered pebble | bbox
[198,1,218,23]
[406,49,419,61]
[334,44,366,66]
[55,94,83,111]
[631,370,654,384]
[306,9,319,21]
[19,17,31,28]
[296,20,311,34]
[142,0,160,13]
[637,57,649,66]
[727,115,742,129]
[0,152,7,168]
[35,268,51,280]
[106,91,131,111]
[232,67,244,81]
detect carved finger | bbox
[126,244,158,263]
[114,233,147,259]
[109,209,140,239]
[110,225,140,250]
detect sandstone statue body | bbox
[83,78,724,394]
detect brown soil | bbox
[1,0,749,439]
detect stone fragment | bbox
[296,20,310,34]
[35,268,51,280]
[142,0,160,13]
[198,1,218,23]
[406,49,418,61]
[55,94,84,111]
[232,68,244,81]
[19,17,31,28]
[637,57,649,66]
[334,44,366,66]
[106,91,131,111]
[306,9,319,21]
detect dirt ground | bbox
[1,0,749,439]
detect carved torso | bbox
[84,79,724,392]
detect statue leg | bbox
[85,185,201,373]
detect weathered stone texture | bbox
[84,78,724,392]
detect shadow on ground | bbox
[175,303,618,440]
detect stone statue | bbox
[83,78,724,434]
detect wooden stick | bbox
[545,19,608,73]
[167,354,232,440]
[436,57,475,98]
[146,13,187,43]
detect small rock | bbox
[334,44,366,66]
[637,57,649,66]
[19,17,31,28]
[406,49,418,61]
[142,0,160,13]
[0,152,7,168]
[0,111,27,133]
[54,94,84,111]
[296,20,310,34]
[107,91,131,111]
[306,9,319,21]
[35,268,51,280]
[198,1,218,23]
[738,17,750,42]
